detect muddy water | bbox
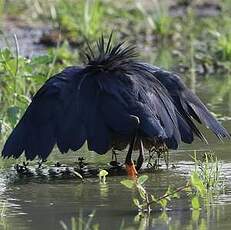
[0,47,231,229]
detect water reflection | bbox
[99,182,109,200]
[0,152,231,230]
[1,135,231,229]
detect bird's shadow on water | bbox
[3,161,168,186]
[1,151,170,184]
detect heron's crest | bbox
[85,33,138,72]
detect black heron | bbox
[2,35,230,177]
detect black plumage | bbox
[2,35,230,171]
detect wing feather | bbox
[2,67,86,160]
[140,63,230,141]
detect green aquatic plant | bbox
[121,175,186,213]
[191,152,224,193]
[121,152,223,214]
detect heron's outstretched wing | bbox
[97,69,183,149]
[2,67,87,160]
[140,63,230,141]
[2,66,140,160]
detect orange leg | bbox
[125,161,138,178]
[125,115,141,177]
[125,134,137,177]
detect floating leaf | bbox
[191,196,200,210]
[120,179,135,189]
[137,175,148,185]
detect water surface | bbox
[0,51,231,230]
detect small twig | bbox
[147,184,191,206]
[13,34,19,106]
[47,31,61,78]
[13,34,19,77]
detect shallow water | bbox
[1,27,231,229]
[0,74,231,230]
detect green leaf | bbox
[1,48,12,61]
[137,175,148,185]
[184,184,192,193]
[151,195,157,202]
[191,172,206,196]
[164,186,172,201]
[133,198,140,207]
[120,179,135,189]
[31,55,53,65]
[7,59,17,75]
[17,95,31,106]
[173,192,180,199]
[191,196,200,210]
[159,198,168,208]
[137,185,146,200]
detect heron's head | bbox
[84,33,138,73]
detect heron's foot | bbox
[125,161,138,178]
